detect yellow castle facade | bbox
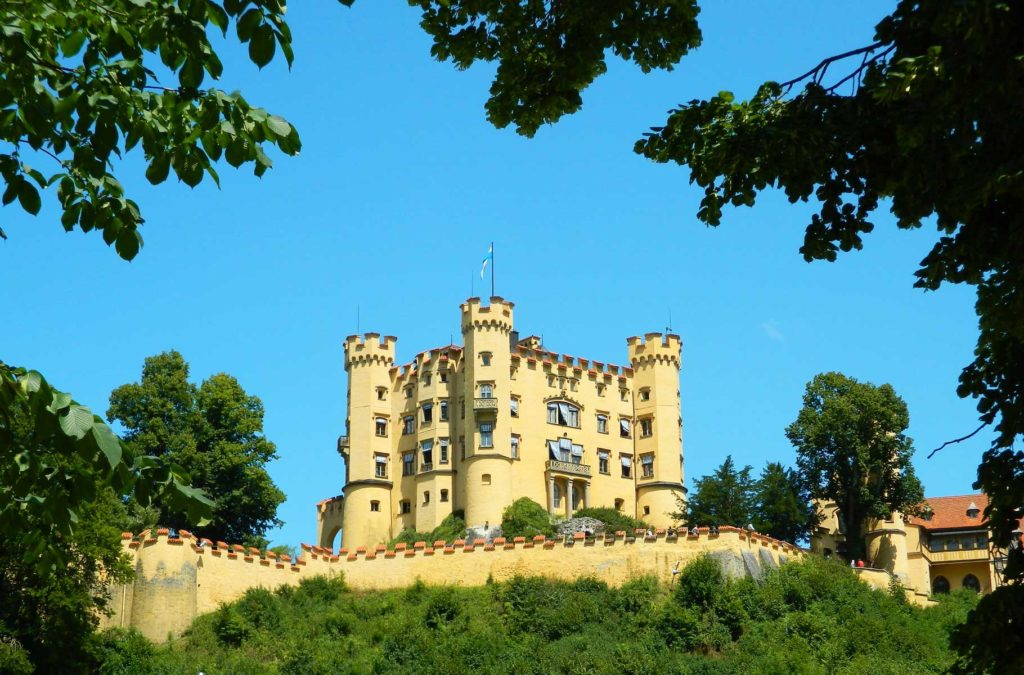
[317,296,685,550]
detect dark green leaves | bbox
[409,0,702,136]
[0,1,302,260]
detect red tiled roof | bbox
[909,494,989,531]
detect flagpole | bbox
[490,241,495,297]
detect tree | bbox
[679,455,754,528]
[107,351,284,546]
[0,404,135,673]
[787,372,924,562]
[500,497,555,539]
[751,462,816,544]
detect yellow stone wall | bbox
[105,526,803,643]
[320,297,687,550]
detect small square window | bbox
[620,389,628,402]
[640,388,651,401]
[405,387,413,398]
[370,500,380,512]
[374,455,388,478]
[643,505,651,516]
[400,500,411,514]
[375,417,388,437]
[440,372,448,383]
[424,374,431,386]
[423,491,430,505]
[440,489,449,502]
[481,352,492,366]
[376,387,387,401]
[597,384,605,396]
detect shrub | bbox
[0,635,32,675]
[389,512,467,547]
[96,629,156,675]
[500,497,555,539]
[674,554,725,610]
[212,605,251,647]
[573,506,649,533]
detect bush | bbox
[389,511,467,547]
[96,629,156,675]
[573,506,649,533]
[501,497,555,539]
[0,636,32,675]
[212,605,251,646]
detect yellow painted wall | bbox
[320,297,687,550]
[105,527,803,643]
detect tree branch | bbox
[927,423,989,460]
[780,41,893,94]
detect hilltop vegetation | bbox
[95,556,975,674]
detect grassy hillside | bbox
[97,556,976,674]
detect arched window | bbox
[932,576,950,594]
[962,574,981,593]
[547,401,579,427]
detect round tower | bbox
[340,333,396,548]
[628,332,685,528]
[865,512,911,581]
[458,297,515,531]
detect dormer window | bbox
[966,501,980,519]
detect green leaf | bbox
[266,115,291,137]
[115,228,141,260]
[18,181,41,215]
[60,31,86,57]
[145,155,170,185]
[249,24,276,68]
[59,405,95,439]
[90,424,123,470]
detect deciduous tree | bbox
[107,351,284,546]
[787,372,924,562]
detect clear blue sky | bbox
[3,1,990,550]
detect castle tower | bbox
[628,333,684,528]
[458,297,516,531]
[339,333,397,548]
[865,512,911,581]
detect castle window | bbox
[481,352,492,366]
[598,450,609,474]
[640,388,651,401]
[571,444,583,464]
[619,418,631,438]
[547,402,579,427]
[511,435,520,459]
[405,387,413,398]
[482,473,491,485]
[422,402,433,424]
[966,501,980,519]
[553,483,562,508]
[640,418,653,438]
[510,397,519,417]
[376,387,387,401]
[597,383,605,396]
[402,452,415,476]
[614,498,624,511]
[479,423,493,448]
[547,375,555,388]
[479,383,493,399]
[641,453,654,478]
[439,438,449,464]
[931,576,950,595]
[374,454,388,478]
[400,500,411,514]
[569,379,578,392]
[620,455,632,478]
[375,417,388,437]
[597,414,608,434]
[440,489,449,502]
[643,505,651,516]
[557,438,572,462]
[403,416,414,435]
[423,374,431,386]
[370,500,380,512]
[420,440,433,470]
[963,574,981,593]
[423,491,430,505]
[440,400,449,421]
[620,389,628,402]
[440,371,448,383]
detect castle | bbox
[812,493,1020,598]
[316,296,685,550]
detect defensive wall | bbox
[102,526,805,642]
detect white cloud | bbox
[761,320,784,342]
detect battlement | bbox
[344,333,397,369]
[106,525,805,643]
[513,345,633,378]
[461,296,514,334]
[627,332,682,368]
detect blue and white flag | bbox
[480,244,493,279]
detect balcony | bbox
[924,547,990,564]
[419,463,433,473]
[336,435,349,457]
[473,397,498,414]
[545,459,592,477]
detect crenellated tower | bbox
[458,297,516,530]
[339,332,397,548]
[628,332,684,527]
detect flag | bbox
[480,243,493,280]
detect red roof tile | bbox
[909,494,989,531]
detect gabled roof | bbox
[909,494,989,531]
